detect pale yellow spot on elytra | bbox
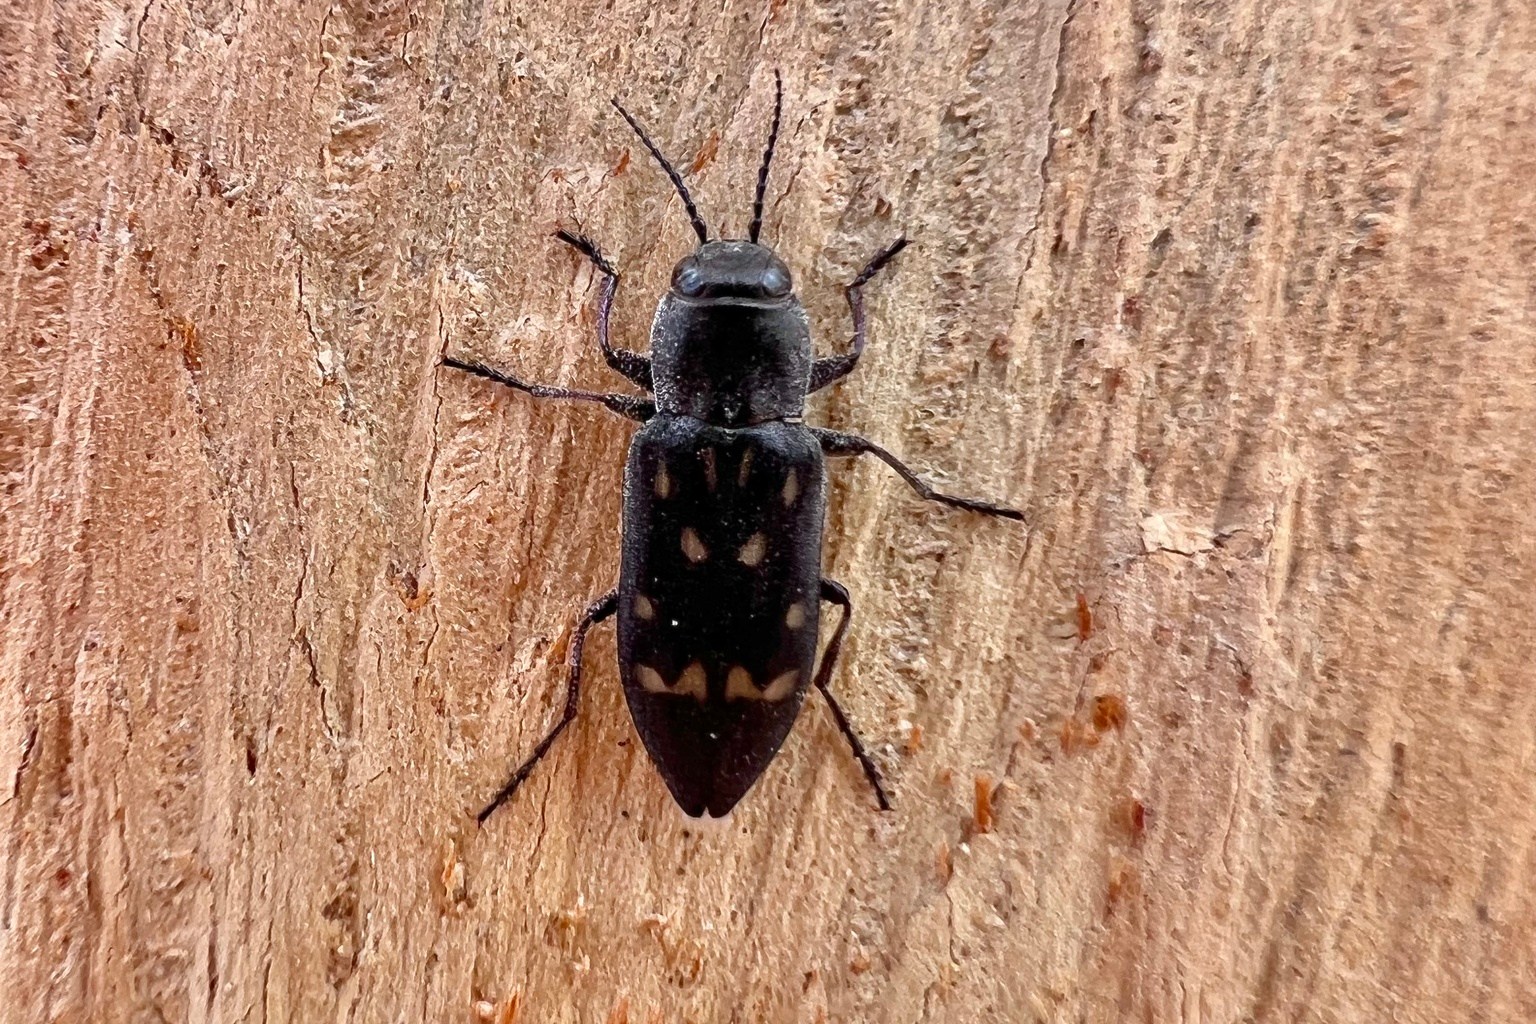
[674,662,707,701]
[737,532,768,567]
[784,602,807,629]
[654,463,673,499]
[736,448,753,487]
[636,665,668,693]
[634,594,655,620]
[701,448,717,491]
[782,470,800,506]
[726,666,759,701]
[681,527,708,563]
[762,670,799,702]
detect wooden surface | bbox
[4,1,1535,1021]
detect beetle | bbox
[445,73,1022,821]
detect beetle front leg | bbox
[814,428,1024,521]
[554,229,653,391]
[814,579,891,811]
[478,589,619,824]
[443,356,654,422]
[809,236,908,392]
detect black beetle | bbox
[446,73,1022,820]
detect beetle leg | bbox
[814,578,892,811]
[809,236,909,392]
[477,589,619,824]
[814,428,1024,521]
[443,356,654,422]
[554,229,654,391]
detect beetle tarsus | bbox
[849,235,910,289]
[477,589,619,825]
[553,229,617,275]
[815,579,892,811]
[814,429,1024,521]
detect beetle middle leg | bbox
[813,578,891,811]
[554,229,653,391]
[443,356,654,422]
[814,428,1024,521]
[477,588,618,824]
[810,236,909,392]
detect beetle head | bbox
[669,241,792,302]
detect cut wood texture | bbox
[3,1,1533,1022]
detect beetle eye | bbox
[673,264,706,296]
[761,264,791,297]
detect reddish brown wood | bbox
[4,2,1534,1021]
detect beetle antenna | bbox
[748,70,783,244]
[612,98,710,245]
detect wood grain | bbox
[3,1,1533,1021]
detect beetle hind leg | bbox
[814,578,892,811]
[477,588,619,824]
